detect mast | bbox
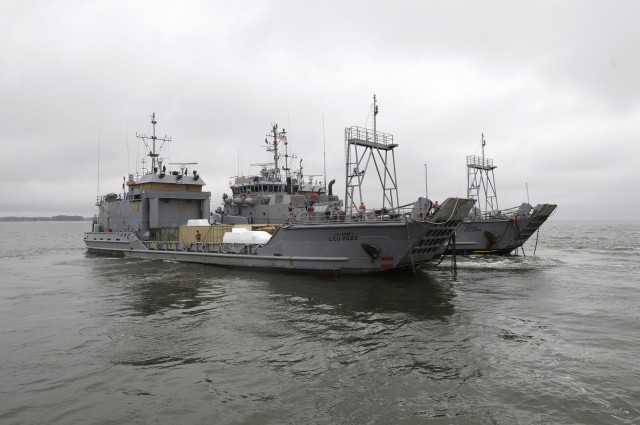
[267,123,288,181]
[373,94,378,144]
[323,114,327,191]
[424,163,428,200]
[466,133,499,217]
[136,113,171,173]
[270,124,279,172]
[281,127,288,179]
[151,113,157,170]
[96,130,101,199]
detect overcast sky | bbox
[2,1,639,220]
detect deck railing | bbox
[466,155,494,169]
[345,126,394,146]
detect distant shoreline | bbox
[0,216,91,222]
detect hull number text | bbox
[329,231,358,242]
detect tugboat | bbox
[215,123,341,225]
[88,112,211,241]
[85,103,475,274]
[449,133,557,255]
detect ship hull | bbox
[85,198,475,274]
[447,203,557,255]
[85,223,429,274]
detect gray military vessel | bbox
[85,106,475,273]
[88,113,211,237]
[449,134,557,255]
[215,122,341,226]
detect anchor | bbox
[361,243,381,262]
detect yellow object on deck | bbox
[179,224,232,244]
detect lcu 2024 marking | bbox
[329,231,358,241]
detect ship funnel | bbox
[328,179,336,196]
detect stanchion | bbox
[451,233,457,274]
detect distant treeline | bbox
[0,215,90,222]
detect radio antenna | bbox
[323,114,327,190]
[96,130,101,198]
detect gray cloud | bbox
[1,0,639,219]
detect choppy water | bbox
[1,221,639,424]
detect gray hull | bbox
[85,198,475,274]
[448,203,557,255]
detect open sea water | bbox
[0,220,639,425]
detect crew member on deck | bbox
[358,202,366,215]
[430,201,440,217]
[285,202,295,224]
[195,230,201,241]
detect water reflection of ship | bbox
[91,259,224,317]
[90,260,231,367]
[259,271,456,320]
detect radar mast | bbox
[136,113,172,173]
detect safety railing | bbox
[346,126,394,146]
[466,155,494,169]
[467,205,522,220]
[283,204,427,225]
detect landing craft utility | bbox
[448,133,557,255]
[85,102,475,273]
